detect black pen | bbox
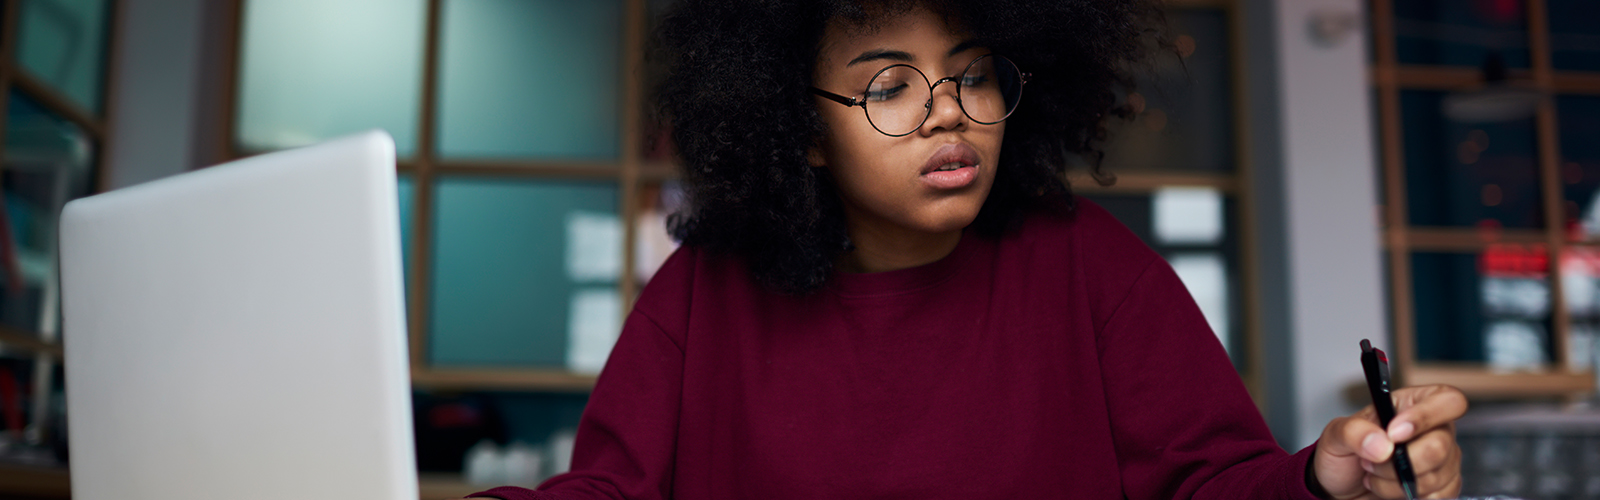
[1359,339,1417,500]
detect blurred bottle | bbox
[503,441,544,486]
[463,439,504,485]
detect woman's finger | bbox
[1388,385,1467,442]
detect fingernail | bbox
[1361,459,1375,473]
[1364,476,1373,491]
[1390,421,1415,442]
[1362,432,1391,460]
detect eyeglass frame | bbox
[810,53,1031,137]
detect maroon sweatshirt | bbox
[472,199,1323,500]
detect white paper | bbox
[1168,253,1229,353]
[566,288,621,374]
[1486,320,1547,372]
[566,211,622,283]
[1152,187,1223,245]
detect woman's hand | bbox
[1312,384,1468,499]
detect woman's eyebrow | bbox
[845,39,981,67]
[947,39,980,57]
[847,49,913,67]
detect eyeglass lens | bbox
[863,55,1024,136]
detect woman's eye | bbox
[865,83,908,102]
[962,75,990,87]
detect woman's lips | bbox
[920,143,980,190]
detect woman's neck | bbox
[837,213,964,274]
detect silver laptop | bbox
[59,131,416,500]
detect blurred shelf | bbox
[1404,364,1596,399]
[0,326,61,359]
[434,160,621,179]
[419,473,493,500]
[391,160,623,179]
[0,463,69,499]
[411,368,597,392]
[1372,65,1600,94]
[1387,226,1548,251]
[639,160,678,182]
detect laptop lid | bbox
[60,130,416,500]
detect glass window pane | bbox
[1559,95,1600,239]
[437,0,622,160]
[429,177,620,369]
[1402,90,1542,229]
[1393,0,1530,69]
[1079,192,1242,370]
[1412,248,1555,366]
[2,91,97,335]
[15,0,112,114]
[236,0,426,156]
[1547,0,1600,72]
[1102,8,1235,173]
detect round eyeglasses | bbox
[811,54,1030,137]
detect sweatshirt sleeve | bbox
[468,309,685,500]
[1097,258,1324,500]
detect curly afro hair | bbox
[655,0,1169,294]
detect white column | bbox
[1245,0,1388,449]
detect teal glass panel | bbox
[437,0,621,160]
[429,177,620,367]
[1547,0,1600,72]
[1393,0,1530,69]
[3,91,97,334]
[1102,8,1235,173]
[16,0,112,114]
[1560,96,1600,237]
[236,0,426,156]
[1412,250,1554,366]
[1402,90,1542,228]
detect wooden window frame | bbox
[0,0,122,495]
[219,0,652,392]
[218,0,1266,402]
[1369,0,1599,398]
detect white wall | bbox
[1245,0,1389,449]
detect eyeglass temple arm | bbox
[810,87,862,108]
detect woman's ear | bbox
[807,145,827,168]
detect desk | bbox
[0,467,497,500]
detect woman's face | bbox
[811,7,1004,242]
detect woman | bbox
[469,0,1465,498]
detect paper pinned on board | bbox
[566,211,621,283]
[566,287,621,374]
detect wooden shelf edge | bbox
[0,463,70,498]
[1403,365,1596,399]
[0,326,61,359]
[411,368,597,392]
[419,473,494,500]
[1389,226,1548,251]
